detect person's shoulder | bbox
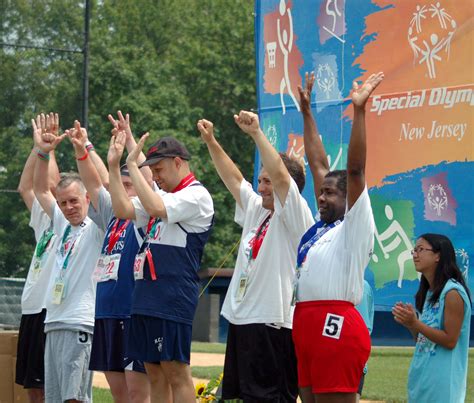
[82,216,103,235]
[190,181,211,195]
[444,279,469,299]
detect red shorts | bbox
[292,300,371,394]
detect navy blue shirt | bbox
[89,188,144,319]
[131,181,214,325]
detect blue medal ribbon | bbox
[296,218,344,269]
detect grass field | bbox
[93,344,474,402]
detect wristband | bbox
[85,141,95,152]
[76,150,89,161]
[35,148,50,161]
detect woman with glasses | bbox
[393,233,471,403]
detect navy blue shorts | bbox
[89,318,145,373]
[127,314,192,364]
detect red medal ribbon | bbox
[172,172,196,193]
[147,217,156,234]
[142,172,196,282]
[146,248,157,280]
[107,219,130,254]
[250,214,272,260]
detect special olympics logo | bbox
[427,183,448,216]
[265,125,278,147]
[408,2,456,78]
[316,63,336,99]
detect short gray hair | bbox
[57,172,86,195]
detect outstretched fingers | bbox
[117,110,127,127]
[45,112,59,135]
[298,71,315,110]
[108,114,118,129]
[352,71,384,106]
[54,113,59,133]
[32,117,42,145]
[306,71,315,92]
[127,132,148,164]
[135,132,149,149]
[108,129,126,165]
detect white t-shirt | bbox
[21,199,60,314]
[132,182,214,232]
[297,187,375,305]
[221,179,314,329]
[44,204,104,327]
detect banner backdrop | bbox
[254,0,473,311]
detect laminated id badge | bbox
[52,279,65,305]
[93,255,107,281]
[134,252,146,280]
[235,275,248,302]
[291,279,298,306]
[32,257,42,281]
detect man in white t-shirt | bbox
[68,114,152,402]
[292,72,383,402]
[197,111,314,402]
[33,116,104,403]
[15,114,60,403]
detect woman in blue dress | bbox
[392,233,471,403]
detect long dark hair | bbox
[415,233,471,312]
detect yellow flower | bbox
[195,382,206,397]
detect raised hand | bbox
[197,119,215,144]
[107,129,127,167]
[351,72,384,108]
[31,115,43,146]
[66,120,88,150]
[36,112,66,153]
[46,112,59,136]
[108,110,133,141]
[234,110,261,138]
[126,132,149,166]
[297,71,315,113]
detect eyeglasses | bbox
[411,246,434,256]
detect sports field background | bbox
[92,343,474,402]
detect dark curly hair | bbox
[325,169,347,196]
[279,153,305,193]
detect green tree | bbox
[0,0,256,276]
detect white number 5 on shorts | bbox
[322,313,344,339]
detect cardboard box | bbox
[12,357,29,403]
[0,332,15,355]
[0,331,29,403]
[0,354,13,403]
[11,334,18,357]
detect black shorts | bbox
[358,373,365,395]
[222,323,298,403]
[89,318,145,373]
[15,309,46,388]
